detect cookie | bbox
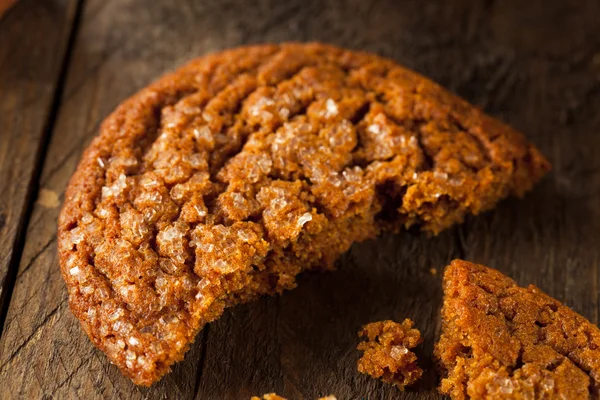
[58,43,550,385]
[435,260,600,399]
[357,319,423,389]
[251,394,287,400]
[251,394,336,400]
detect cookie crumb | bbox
[251,394,286,400]
[357,319,423,390]
[429,267,437,276]
[37,188,59,208]
[251,394,336,400]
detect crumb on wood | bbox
[251,394,287,400]
[37,188,60,208]
[357,319,423,390]
[251,394,336,400]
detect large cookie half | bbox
[58,43,550,385]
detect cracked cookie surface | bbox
[357,319,423,389]
[57,43,550,385]
[435,260,600,399]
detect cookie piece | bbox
[357,319,423,389]
[251,394,286,400]
[57,43,550,385]
[251,395,336,400]
[435,260,600,399]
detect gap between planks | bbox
[0,0,86,339]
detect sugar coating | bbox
[357,319,423,390]
[435,260,600,399]
[57,43,550,386]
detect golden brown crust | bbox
[357,319,423,389]
[251,394,287,400]
[251,394,336,400]
[435,260,600,399]
[57,43,550,385]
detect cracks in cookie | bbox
[551,328,599,389]
[449,113,494,166]
[565,355,599,397]
[129,53,321,312]
[412,121,436,172]
[84,249,117,306]
[207,64,315,176]
[546,356,566,372]
[140,88,201,165]
[202,66,329,219]
[347,101,371,168]
[512,347,525,372]
[374,179,407,225]
[186,57,373,230]
[349,100,372,125]
[467,282,600,391]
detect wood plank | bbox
[196,1,600,399]
[198,233,456,400]
[0,0,219,397]
[459,0,600,328]
[2,0,600,399]
[0,0,79,334]
[195,1,499,399]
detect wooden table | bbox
[1,0,599,398]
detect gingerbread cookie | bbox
[58,43,549,385]
[436,260,600,399]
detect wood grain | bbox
[459,0,600,327]
[0,0,213,397]
[1,0,600,399]
[0,0,80,337]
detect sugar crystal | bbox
[390,345,408,360]
[81,286,94,295]
[434,171,449,180]
[325,98,338,117]
[108,308,125,321]
[297,212,312,227]
[368,124,382,135]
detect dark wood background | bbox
[1,0,599,398]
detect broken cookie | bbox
[357,319,423,389]
[436,260,600,399]
[58,43,550,385]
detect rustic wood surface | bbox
[0,0,79,341]
[0,0,599,399]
